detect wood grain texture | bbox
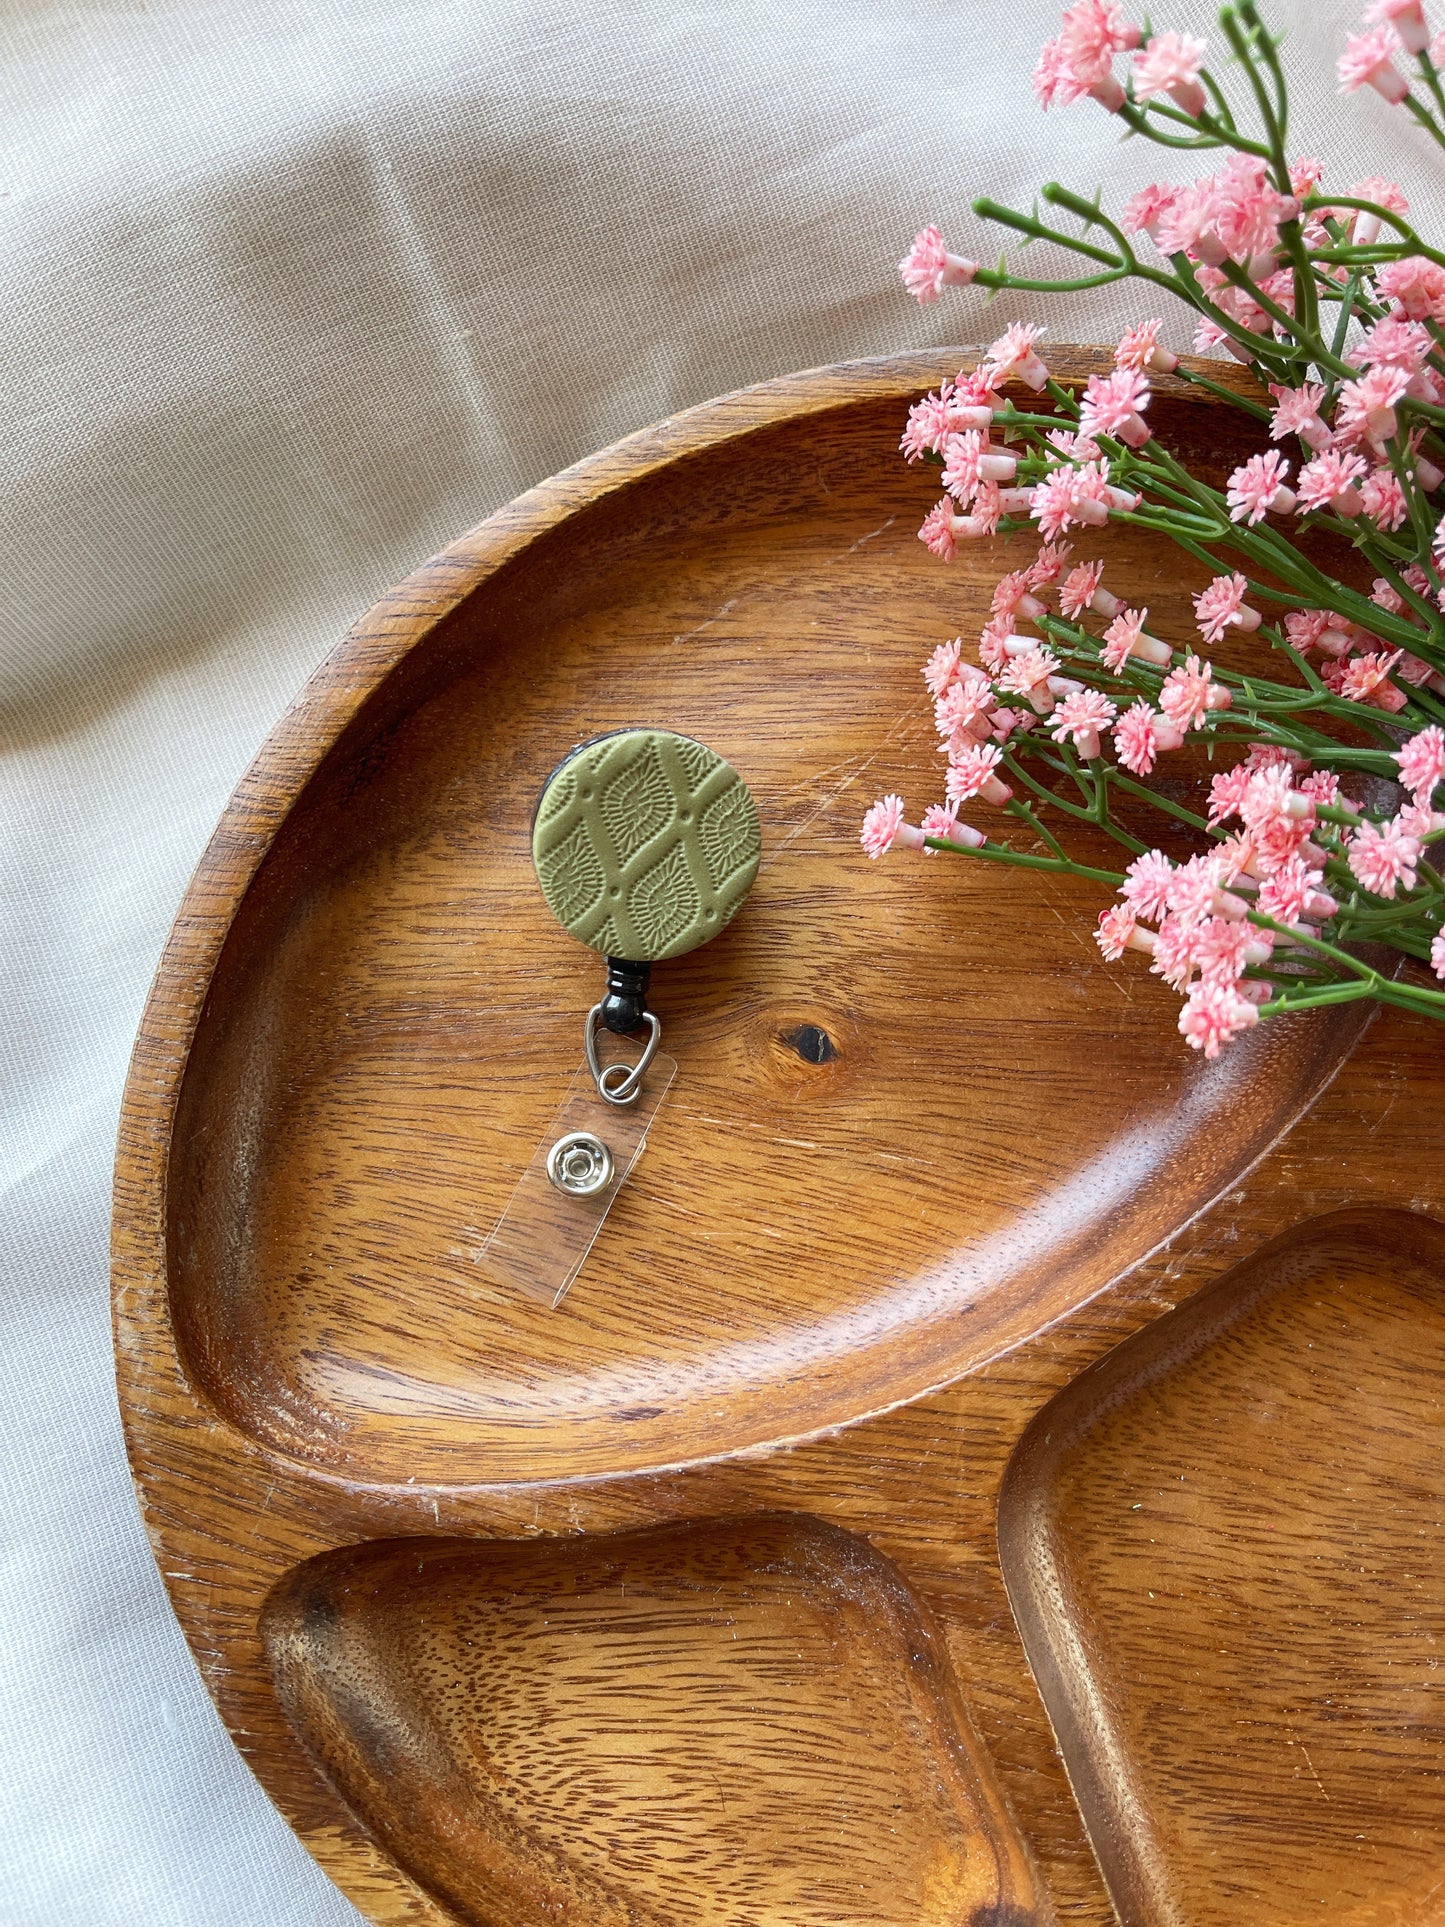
[110,348,1445,1926]
[265,1517,1040,1927]
[1000,1209,1445,1927]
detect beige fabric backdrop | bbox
[0,1,1430,1918]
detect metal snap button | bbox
[545,1130,615,1197]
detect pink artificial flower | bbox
[1156,180,1228,265]
[1193,315,1235,358]
[991,568,1049,625]
[941,429,1019,501]
[988,322,1051,390]
[1362,466,1409,531]
[1033,0,1140,111]
[1432,929,1445,980]
[1061,559,1109,619]
[1206,282,1270,342]
[1241,764,1315,839]
[1030,467,1096,540]
[1193,572,1262,644]
[923,638,966,696]
[899,394,945,462]
[1260,266,1298,313]
[1050,687,1118,758]
[1211,830,1257,886]
[1411,434,1444,491]
[1161,652,1229,731]
[1208,763,1253,825]
[978,619,1013,674]
[1348,174,1411,245]
[1212,154,1301,265]
[1374,256,1445,322]
[1151,914,1202,990]
[1243,742,1306,776]
[919,488,1004,555]
[861,794,925,857]
[1132,31,1207,115]
[1268,382,1331,450]
[1061,0,1142,70]
[1032,535,1078,585]
[1114,702,1183,775]
[1359,315,1432,375]
[1257,855,1318,925]
[1122,848,1175,919]
[1101,606,1172,669]
[1295,449,1369,516]
[1317,620,1364,659]
[920,802,987,851]
[900,383,994,461]
[1097,901,1159,960]
[1179,980,1260,1056]
[1348,815,1421,896]
[1166,853,1227,928]
[1371,577,1407,615]
[1195,914,1271,985]
[1290,157,1326,198]
[1397,724,1445,799]
[1338,26,1409,103]
[1227,450,1295,524]
[919,497,964,560]
[1365,0,1430,57]
[1397,651,1438,688]
[935,671,996,747]
[946,740,1013,807]
[1298,769,1341,806]
[899,227,979,304]
[1078,366,1152,445]
[1034,37,1092,109]
[998,645,1062,714]
[1339,649,1409,711]
[1241,774,1318,876]
[1337,364,1410,446]
[1029,541,1074,588]
[1115,317,1179,375]
[1121,183,1180,237]
[1046,428,1103,464]
[956,365,1007,409]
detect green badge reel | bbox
[483,729,760,1306]
[531,727,761,1104]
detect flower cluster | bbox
[861,0,1445,1048]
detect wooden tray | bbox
[112,350,1445,1927]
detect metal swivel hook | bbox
[584,1003,662,1106]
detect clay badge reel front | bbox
[482,729,760,1305]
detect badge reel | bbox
[482,729,760,1307]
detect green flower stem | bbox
[1415,44,1445,125]
[1173,363,1272,421]
[1299,196,1445,267]
[970,198,1123,269]
[1003,796,1073,862]
[1001,751,1150,855]
[1403,90,1445,159]
[922,836,1125,886]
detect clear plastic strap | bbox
[480,1052,677,1306]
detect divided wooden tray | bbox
[112,350,1445,1926]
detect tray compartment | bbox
[264,1512,1045,1927]
[1000,1208,1445,1927]
[161,383,1369,1487]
